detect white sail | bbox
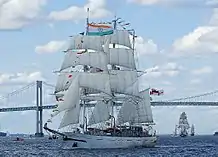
[78,72,111,95]
[68,70,139,97]
[60,50,108,71]
[109,48,136,70]
[110,70,139,96]
[107,30,132,48]
[55,73,75,93]
[67,35,104,52]
[58,103,81,129]
[88,100,111,126]
[51,76,80,117]
[116,98,137,125]
[116,88,153,125]
[135,88,153,123]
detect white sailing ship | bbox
[171,125,179,137]
[190,124,195,136]
[44,10,157,149]
[177,112,190,137]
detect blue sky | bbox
[1,0,218,134]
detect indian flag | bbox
[87,23,114,36]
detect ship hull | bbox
[180,133,187,137]
[62,133,157,149]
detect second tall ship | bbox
[173,112,195,137]
[44,10,157,149]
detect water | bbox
[1,135,218,157]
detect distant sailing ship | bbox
[190,124,195,136]
[171,125,179,137]
[44,9,157,149]
[175,112,195,137]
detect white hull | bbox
[61,133,157,149]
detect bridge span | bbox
[1,102,218,113]
[0,80,218,137]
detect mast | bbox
[110,15,118,128]
[82,7,90,132]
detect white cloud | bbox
[128,0,162,5]
[48,0,111,21]
[170,26,218,56]
[144,62,183,78]
[0,71,45,85]
[0,0,47,29]
[35,40,67,54]
[191,66,213,75]
[128,0,218,7]
[135,36,159,55]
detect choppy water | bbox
[0,135,218,157]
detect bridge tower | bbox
[35,80,44,137]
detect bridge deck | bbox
[0,102,218,112]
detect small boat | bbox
[13,137,24,141]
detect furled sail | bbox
[60,50,108,71]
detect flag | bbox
[68,74,72,78]
[150,88,164,96]
[87,23,114,36]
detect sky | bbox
[1,0,218,135]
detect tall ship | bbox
[177,112,190,137]
[190,124,195,136]
[171,125,178,137]
[44,9,157,149]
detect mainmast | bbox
[82,7,90,132]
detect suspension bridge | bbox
[0,80,218,137]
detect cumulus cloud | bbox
[135,36,159,55]
[128,0,218,7]
[191,66,213,75]
[170,26,218,56]
[48,0,111,21]
[35,40,67,54]
[145,62,184,78]
[0,0,47,29]
[0,71,45,85]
